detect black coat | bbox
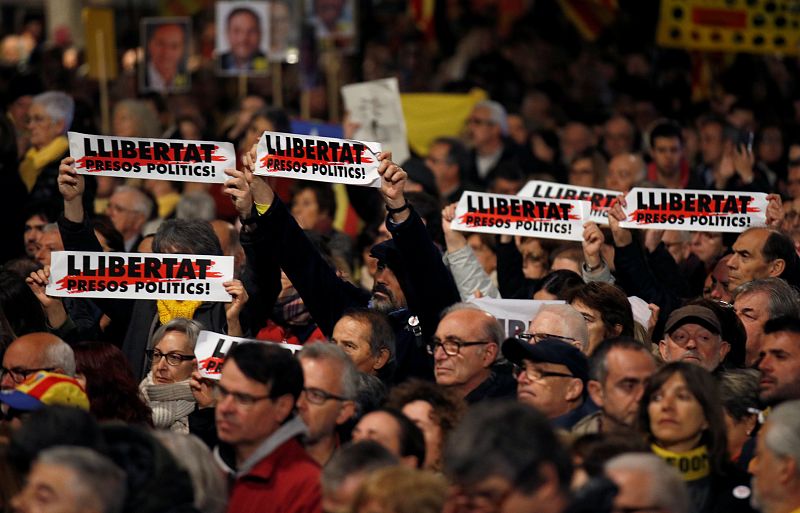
[243,198,461,382]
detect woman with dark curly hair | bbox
[639,362,756,513]
[73,340,153,426]
[387,378,466,471]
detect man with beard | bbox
[749,400,800,513]
[757,316,800,406]
[297,342,357,465]
[227,150,460,382]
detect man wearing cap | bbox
[503,337,594,429]
[1,333,75,390]
[659,305,730,372]
[0,371,90,430]
[229,150,460,382]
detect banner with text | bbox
[255,131,382,187]
[452,191,590,241]
[518,180,617,225]
[467,297,564,338]
[69,132,234,183]
[47,251,234,302]
[619,188,768,232]
[195,331,303,380]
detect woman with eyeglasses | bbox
[639,362,756,513]
[139,318,213,441]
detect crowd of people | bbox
[2,3,800,513]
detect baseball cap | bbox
[0,371,90,412]
[369,239,403,272]
[664,305,721,336]
[502,337,589,382]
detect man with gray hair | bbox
[11,445,127,513]
[604,453,690,513]
[750,399,800,513]
[733,278,800,367]
[430,302,515,403]
[1,332,75,390]
[527,303,590,353]
[465,100,529,187]
[297,341,358,465]
[106,185,155,251]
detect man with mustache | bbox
[227,150,460,382]
[658,304,731,372]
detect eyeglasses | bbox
[518,333,577,345]
[466,117,495,127]
[303,387,348,405]
[145,349,196,367]
[668,329,719,347]
[427,337,490,356]
[26,114,52,125]
[213,383,272,406]
[0,367,56,385]
[512,363,574,381]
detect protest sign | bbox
[47,251,234,302]
[68,132,235,184]
[341,78,410,165]
[518,180,617,225]
[467,297,564,338]
[195,331,302,380]
[619,188,768,232]
[255,131,382,187]
[452,191,590,241]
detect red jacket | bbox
[224,437,322,513]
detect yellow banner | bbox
[657,0,800,55]
[83,8,118,80]
[400,88,487,157]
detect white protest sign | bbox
[255,131,382,187]
[68,132,234,184]
[518,180,618,225]
[341,77,410,164]
[467,297,564,338]
[195,331,302,380]
[619,188,768,232]
[47,251,234,302]
[628,296,653,329]
[452,191,590,241]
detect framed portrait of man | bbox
[305,0,356,54]
[140,17,191,94]
[268,0,300,63]
[216,1,270,76]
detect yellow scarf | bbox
[19,135,69,191]
[651,443,711,481]
[157,300,203,325]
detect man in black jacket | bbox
[226,149,461,382]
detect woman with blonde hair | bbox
[351,466,447,513]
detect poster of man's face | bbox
[268,0,300,63]
[216,1,270,75]
[140,18,191,94]
[306,0,356,54]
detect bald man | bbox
[606,153,645,193]
[1,333,75,390]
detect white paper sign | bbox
[341,78,410,164]
[518,180,618,225]
[47,251,234,302]
[255,131,382,187]
[628,296,653,329]
[452,191,591,241]
[195,330,303,380]
[69,132,235,184]
[467,297,564,338]
[619,187,768,232]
